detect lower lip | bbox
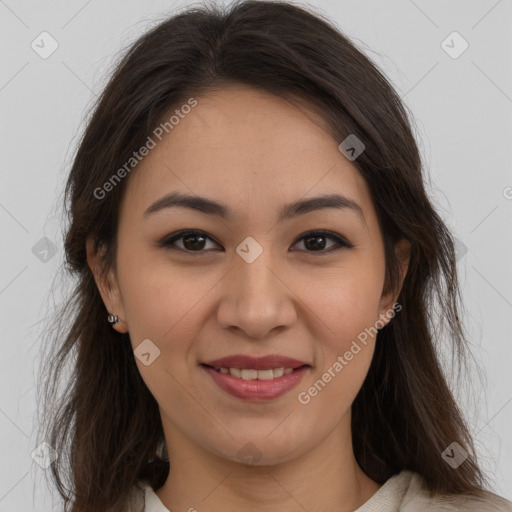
[201,365,309,401]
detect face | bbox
[88,84,409,466]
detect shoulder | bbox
[126,480,171,512]
[128,473,512,512]
[400,471,512,512]
[125,479,148,512]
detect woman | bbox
[37,0,512,510]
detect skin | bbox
[87,84,410,512]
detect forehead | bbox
[120,85,376,228]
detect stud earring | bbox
[107,314,119,325]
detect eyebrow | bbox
[143,191,365,224]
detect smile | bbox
[212,366,295,380]
[200,363,309,401]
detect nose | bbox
[216,245,297,340]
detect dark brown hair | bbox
[37,1,498,510]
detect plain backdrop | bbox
[0,0,511,510]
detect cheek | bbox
[299,262,383,408]
[118,258,209,402]
[119,242,385,357]
[302,262,384,344]
[295,277,381,416]
[117,242,212,341]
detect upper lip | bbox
[202,354,310,370]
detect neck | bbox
[156,413,381,512]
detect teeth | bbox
[230,368,241,378]
[272,367,284,378]
[215,367,296,380]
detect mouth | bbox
[199,356,311,401]
[201,364,308,380]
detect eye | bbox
[291,230,354,254]
[159,229,353,255]
[160,230,221,253]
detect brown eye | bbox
[160,230,221,252]
[159,229,353,255]
[292,231,351,253]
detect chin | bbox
[208,433,310,467]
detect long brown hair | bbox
[37,1,497,510]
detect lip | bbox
[202,354,309,370]
[200,354,311,402]
[201,364,310,401]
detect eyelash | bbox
[158,229,354,255]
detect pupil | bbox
[183,234,206,250]
[304,235,325,251]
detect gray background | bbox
[0,0,511,509]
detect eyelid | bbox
[158,229,354,254]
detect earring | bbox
[107,314,119,325]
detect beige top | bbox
[126,470,512,511]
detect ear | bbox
[377,237,410,327]
[86,237,128,334]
